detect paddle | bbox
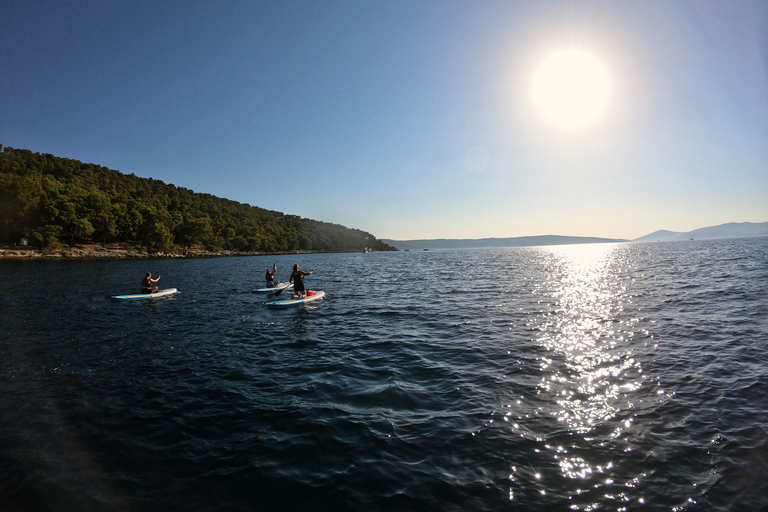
[274,269,313,298]
[273,282,290,297]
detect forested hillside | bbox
[0,146,394,253]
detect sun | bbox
[531,49,611,130]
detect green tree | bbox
[0,147,397,253]
[31,224,62,249]
[147,221,175,252]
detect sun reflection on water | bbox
[534,244,644,435]
[505,243,652,508]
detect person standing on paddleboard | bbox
[141,272,161,294]
[265,263,280,288]
[289,264,313,299]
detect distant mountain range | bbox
[632,221,768,242]
[382,221,768,250]
[381,235,627,251]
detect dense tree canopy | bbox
[0,146,395,253]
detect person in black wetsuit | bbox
[265,263,280,288]
[289,264,313,299]
[141,272,161,293]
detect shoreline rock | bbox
[0,245,324,260]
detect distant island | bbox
[383,221,768,250]
[631,221,768,242]
[0,146,396,256]
[381,235,627,251]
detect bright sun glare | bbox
[532,49,611,130]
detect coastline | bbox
[0,244,315,260]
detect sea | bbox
[1,237,766,512]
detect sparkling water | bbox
[1,237,766,511]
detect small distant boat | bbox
[423,248,428,251]
[111,288,179,300]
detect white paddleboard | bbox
[111,288,179,300]
[254,282,293,293]
[266,290,326,309]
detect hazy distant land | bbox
[631,221,768,242]
[382,222,768,250]
[381,235,626,251]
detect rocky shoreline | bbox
[0,245,312,260]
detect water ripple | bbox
[1,238,767,510]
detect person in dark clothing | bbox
[265,263,280,288]
[289,264,314,299]
[141,272,161,293]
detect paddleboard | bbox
[254,282,293,293]
[111,288,179,300]
[266,290,326,309]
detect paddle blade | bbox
[274,285,287,297]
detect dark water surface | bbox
[1,238,767,511]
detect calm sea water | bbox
[1,238,767,511]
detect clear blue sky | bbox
[2,1,766,240]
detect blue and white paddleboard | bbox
[266,290,326,309]
[111,288,179,300]
[254,282,293,293]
